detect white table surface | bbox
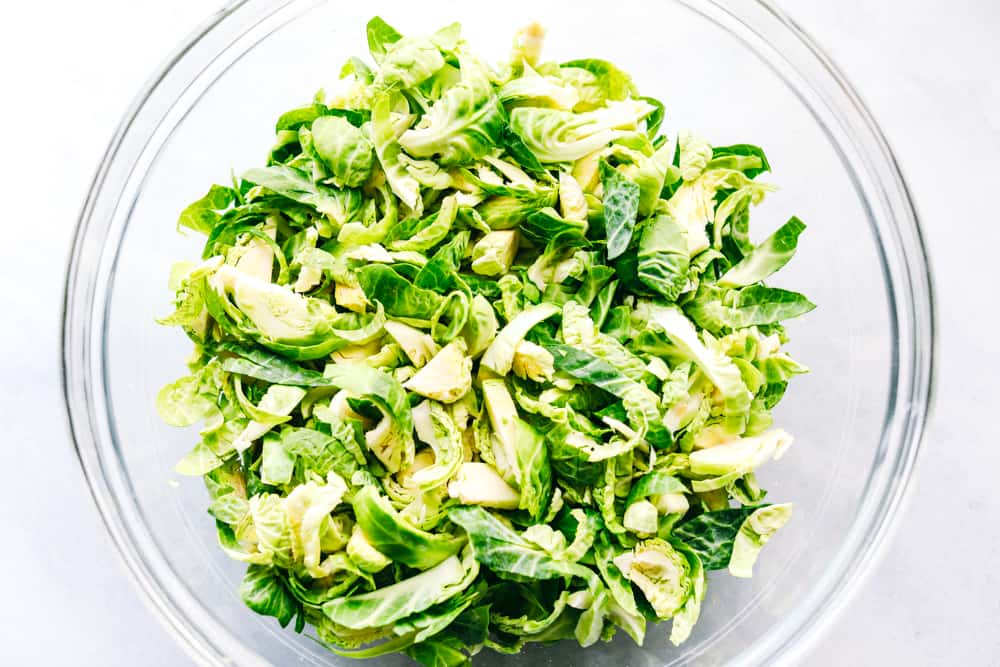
[1,1,997,664]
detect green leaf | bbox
[613,539,692,620]
[636,214,689,301]
[174,441,225,476]
[481,303,559,376]
[178,184,235,235]
[311,116,374,188]
[492,590,571,636]
[448,605,490,647]
[242,165,362,224]
[639,96,665,138]
[548,427,605,487]
[239,565,300,627]
[217,342,329,386]
[322,549,477,628]
[220,344,412,463]
[322,364,413,448]
[156,364,222,428]
[448,506,595,584]
[509,100,654,163]
[275,103,371,133]
[513,419,553,520]
[520,207,589,248]
[545,342,670,450]
[409,402,465,491]
[275,105,321,132]
[672,506,762,570]
[260,435,294,486]
[366,16,403,61]
[389,196,458,252]
[600,161,640,260]
[686,429,793,491]
[630,141,675,217]
[589,279,618,330]
[718,217,806,287]
[560,59,638,105]
[498,122,549,179]
[626,473,688,506]
[356,264,444,322]
[415,231,469,293]
[667,541,705,645]
[593,533,645,644]
[499,62,579,110]
[207,491,248,525]
[677,131,713,182]
[394,581,485,643]
[157,268,211,339]
[644,304,750,417]
[370,94,422,212]
[710,143,771,178]
[399,57,504,166]
[376,36,445,90]
[685,285,816,333]
[353,486,465,570]
[728,503,792,578]
[727,285,815,325]
[406,637,470,667]
[280,427,360,479]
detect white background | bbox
[1,0,997,664]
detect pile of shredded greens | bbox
[156,17,814,665]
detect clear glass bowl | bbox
[62,0,934,665]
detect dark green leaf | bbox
[498,123,549,180]
[217,341,411,435]
[278,103,371,133]
[275,106,319,132]
[673,506,765,570]
[217,342,330,386]
[710,144,771,179]
[448,605,490,646]
[322,106,371,128]
[545,341,671,449]
[448,506,594,583]
[240,565,300,627]
[520,208,589,248]
[357,263,445,321]
[639,96,665,138]
[548,428,605,487]
[589,280,618,330]
[415,232,470,293]
[760,381,788,409]
[547,342,633,399]
[600,161,640,260]
[406,636,470,667]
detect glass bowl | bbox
[62,0,934,664]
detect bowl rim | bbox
[61,0,935,665]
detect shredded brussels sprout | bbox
[157,16,813,665]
